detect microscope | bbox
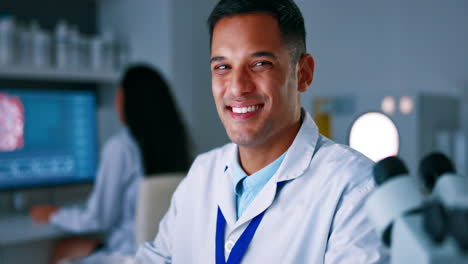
[365,153,468,263]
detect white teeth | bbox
[232,105,260,114]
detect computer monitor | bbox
[0,88,97,190]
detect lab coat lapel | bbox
[233,175,278,229]
[233,110,320,229]
[217,144,238,227]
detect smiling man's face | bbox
[210,13,305,149]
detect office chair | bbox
[135,172,185,247]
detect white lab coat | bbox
[51,128,143,256]
[136,110,389,263]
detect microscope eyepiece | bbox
[419,152,456,193]
[373,156,409,186]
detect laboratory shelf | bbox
[0,65,120,84]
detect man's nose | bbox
[228,67,254,97]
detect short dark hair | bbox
[207,0,306,64]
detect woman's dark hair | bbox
[207,0,306,64]
[121,64,191,175]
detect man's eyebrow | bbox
[210,56,226,63]
[210,52,277,63]
[251,51,277,59]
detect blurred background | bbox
[0,0,466,263]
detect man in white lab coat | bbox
[136,0,388,263]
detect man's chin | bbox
[227,132,262,147]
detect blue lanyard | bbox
[215,181,287,264]
[216,207,265,264]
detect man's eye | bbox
[213,64,231,75]
[252,61,273,70]
[215,65,229,70]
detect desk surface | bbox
[0,213,67,245]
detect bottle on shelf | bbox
[90,36,103,70]
[0,13,15,66]
[102,31,115,70]
[17,22,32,66]
[68,25,80,69]
[115,40,130,70]
[0,14,128,74]
[54,20,69,69]
[78,34,90,70]
[31,21,52,67]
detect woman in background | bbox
[30,64,191,264]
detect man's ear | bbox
[297,54,314,93]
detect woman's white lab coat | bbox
[51,128,143,256]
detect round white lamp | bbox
[349,112,400,162]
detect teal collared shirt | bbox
[231,151,287,219]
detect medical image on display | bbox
[0,93,24,151]
[0,89,97,190]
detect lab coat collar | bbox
[218,108,320,229]
[274,109,319,182]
